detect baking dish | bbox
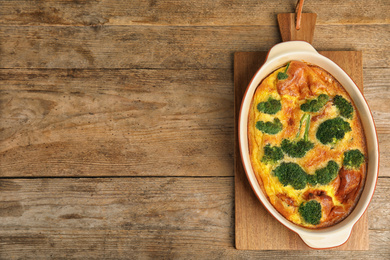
[238,41,379,249]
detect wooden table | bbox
[0,1,389,258]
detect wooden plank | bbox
[0,177,234,258]
[362,68,390,176]
[0,68,234,177]
[0,177,388,259]
[0,25,389,69]
[0,0,389,26]
[234,51,371,250]
[0,67,389,178]
[363,68,390,132]
[369,177,390,230]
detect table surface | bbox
[0,1,389,259]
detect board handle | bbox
[277,0,317,43]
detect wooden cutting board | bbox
[234,50,369,250]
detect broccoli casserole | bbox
[248,60,367,228]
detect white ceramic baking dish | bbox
[238,41,379,249]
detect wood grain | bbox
[277,13,317,43]
[0,25,389,69]
[0,68,234,177]
[234,51,370,250]
[0,177,388,259]
[0,0,389,26]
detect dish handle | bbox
[298,226,353,249]
[266,41,318,62]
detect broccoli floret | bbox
[301,94,329,112]
[261,144,284,164]
[281,113,314,158]
[343,149,365,169]
[333,95,353,119]
[277,62,290,80]
[256,118,283,135]
[316,117,351,145]
[299,200,322,225]
[273,162,307,190]
[257,97,282,115]
[281,139,314,158]
[307,160,340,186]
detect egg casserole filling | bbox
[248,61,367,228]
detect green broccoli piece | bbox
[257,97,282,115]
[273,162,307,190]
[333,95,353,119]
[299,200,322,225]
[277,62,290,80]
[343,149,365,169]
[256,118,283,135]
[316,117,351,145]
[307,160,340,186]
[301,94,329,112]
[281,113,314,158]
[261,144,284,164]
[281,139,314,158]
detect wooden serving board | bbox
[234,50,369,250]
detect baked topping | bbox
[248,60,367,228]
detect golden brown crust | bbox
[248,60,367,228]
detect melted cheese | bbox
[248,61,367,228]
